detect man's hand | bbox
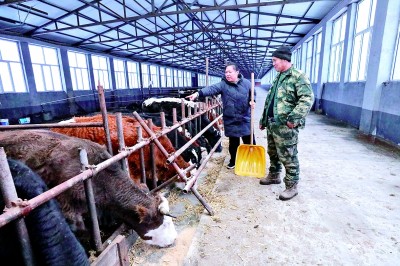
[286,121,295,129]
[259,124,265,131]
[186,92,199,101]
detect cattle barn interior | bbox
[0,0,399,265]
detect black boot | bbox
[279,184,298,200]
[259,173,281,185]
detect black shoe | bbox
[226,162,235,169]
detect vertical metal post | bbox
[116,113,130,175]
[79,149,103,253]
[160,112,166,129]
[0,148,35,266]
[147,119,158,189]
[194,103,198,135]
[137,126,147,185]
[181,99,186,133]
[205,57,209,87]
[250,73,255,145]
[198,103,202,132]
[172,108,178,148]
[97,84,113,155]
[191,187,214,216]
[187,104,192,134]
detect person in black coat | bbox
[187,62,255,169]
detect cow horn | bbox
[163,213,177,219]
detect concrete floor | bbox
[183,88,400,265]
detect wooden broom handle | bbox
[250,73,254,145]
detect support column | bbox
[20,42,39,107]
[87,53,100,112]
[315,23,332,111]
[59,48,77,115]
[108,58,118,109]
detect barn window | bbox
[184,71,192,87]
[141,63,150,88]
[198,73,206,86]
[305,38,313,80]
[292,48,301,70]
[328,12,347,82]
[160,67,166,87]
[91,55,110,89]
[312,32,322,83]
[165,68,173,87]
[210,75,220,85]
[208,74,213,86]
[114,59,127,89]
[68,51,90,91]
[173,69,179,87]
[349,0,376,81]
[391,20,400,80]
[0,38,27,93]
[127,61,140,88]
[177,70,183,87]
[149,65,159,88]
[29,44,63,92]
[183,71,188,87]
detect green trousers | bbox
[267,123,299,187]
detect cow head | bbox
[132,195,177,247]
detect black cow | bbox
[0,159,89,266]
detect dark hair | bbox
[225,62,239,71]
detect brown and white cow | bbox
[52,114,190,189]
[0,130,177,247]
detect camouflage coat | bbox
[260,66,314,129]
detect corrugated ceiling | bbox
[0,0,340,78]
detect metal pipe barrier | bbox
[0,100,222,226]
[132,111,216,215]
[97,84,113,155]
[147,119,158,189]
[0,148,35,266]
[0,96,223,259]
[167,114,223,165]
[137,126,147,185]
[0,122,103,130]
[150,164,196,194]
[183,137,224,194]
[80,148,103,253]
[116,113,130,174]
[133,112,190,183]
[0,134,155,228]
[0,100,222,224]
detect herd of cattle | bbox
[0,97,222,264]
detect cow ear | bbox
[135,205,149,224]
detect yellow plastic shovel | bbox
[234,73,266,178]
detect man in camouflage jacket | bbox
[259,46,314,201]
